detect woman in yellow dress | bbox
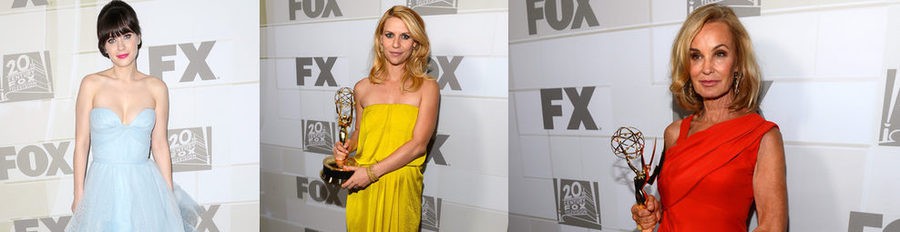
[332,5,439,232]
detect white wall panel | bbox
[519,135,553,179]
[784,145,867,231]
[509,177,557,220]
[762,81,879,145]
[743,12,819,79]
[861,146,900,213]
[651,25,680,83]
[815,7,887,78]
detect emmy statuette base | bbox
[320,156,358,185]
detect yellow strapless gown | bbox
[346,104,426,232]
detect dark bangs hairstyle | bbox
[96,0,142,58]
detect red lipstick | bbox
[116,53,129,59]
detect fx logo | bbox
[880,69,900,146]
[427,134,450,166]
[13,216,70,232]
[541,87,598,130]
[526,0,599,35]
[2,51,54,103]
[169,127,213,172]
[427,56,463,91]
[10,0,47,8]
[421,195,443,231]
[296,57,338,87]
[0,142,73,181]
[289,0,343,20]
[149,41,217,82]
[192,205,221,232]
[302,120,336,154]
[848,211,900,232]
[553,178,601,230]
[297,176,347,207]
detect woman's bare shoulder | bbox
[421,78,438,90]
[664,119,683,147]
[760,126,784,149]
[354,77,372,97]
[354,78,371,90]
[416,78,438,95]
[79,73,109,91]
[139,74,167,91]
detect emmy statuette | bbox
[610,127,663,205]
[320,87,358,185]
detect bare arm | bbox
[149,79,174,190]
[752,128,788,232]
[71,75,96,211]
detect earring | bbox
[733,72,742,95]
[685,82,696,100]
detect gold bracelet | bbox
[366,165,379,182]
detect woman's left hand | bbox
[340,165,372,190]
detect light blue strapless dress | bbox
[66,108,197,232]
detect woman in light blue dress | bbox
[66,1,196,231]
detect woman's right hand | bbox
[71,194,82,212]
[631,194,661,232]
[333,141,349,167]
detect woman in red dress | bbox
[631,4,788,232]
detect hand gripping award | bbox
[321,87,357,184]
[610,127,662,205]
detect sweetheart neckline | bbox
[91,107,155,126]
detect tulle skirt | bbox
[65,159,200,232]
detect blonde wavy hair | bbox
[368,5,432,92]
[669,4,762,113]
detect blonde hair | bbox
[669,4,762,113]
[368,5,432,92]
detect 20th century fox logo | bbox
[421,195,443,231]
[169,127,213,172]
[554,178,601,230]
[2,51,54,103]
[302,120,336,154]
[880,69,900,146]
[687,0,761,17]
[407,0,458,15]
[9,0,48,8]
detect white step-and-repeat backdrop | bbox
[259,0,508,231]
[0,0,260,231]
[510,0,900,231]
